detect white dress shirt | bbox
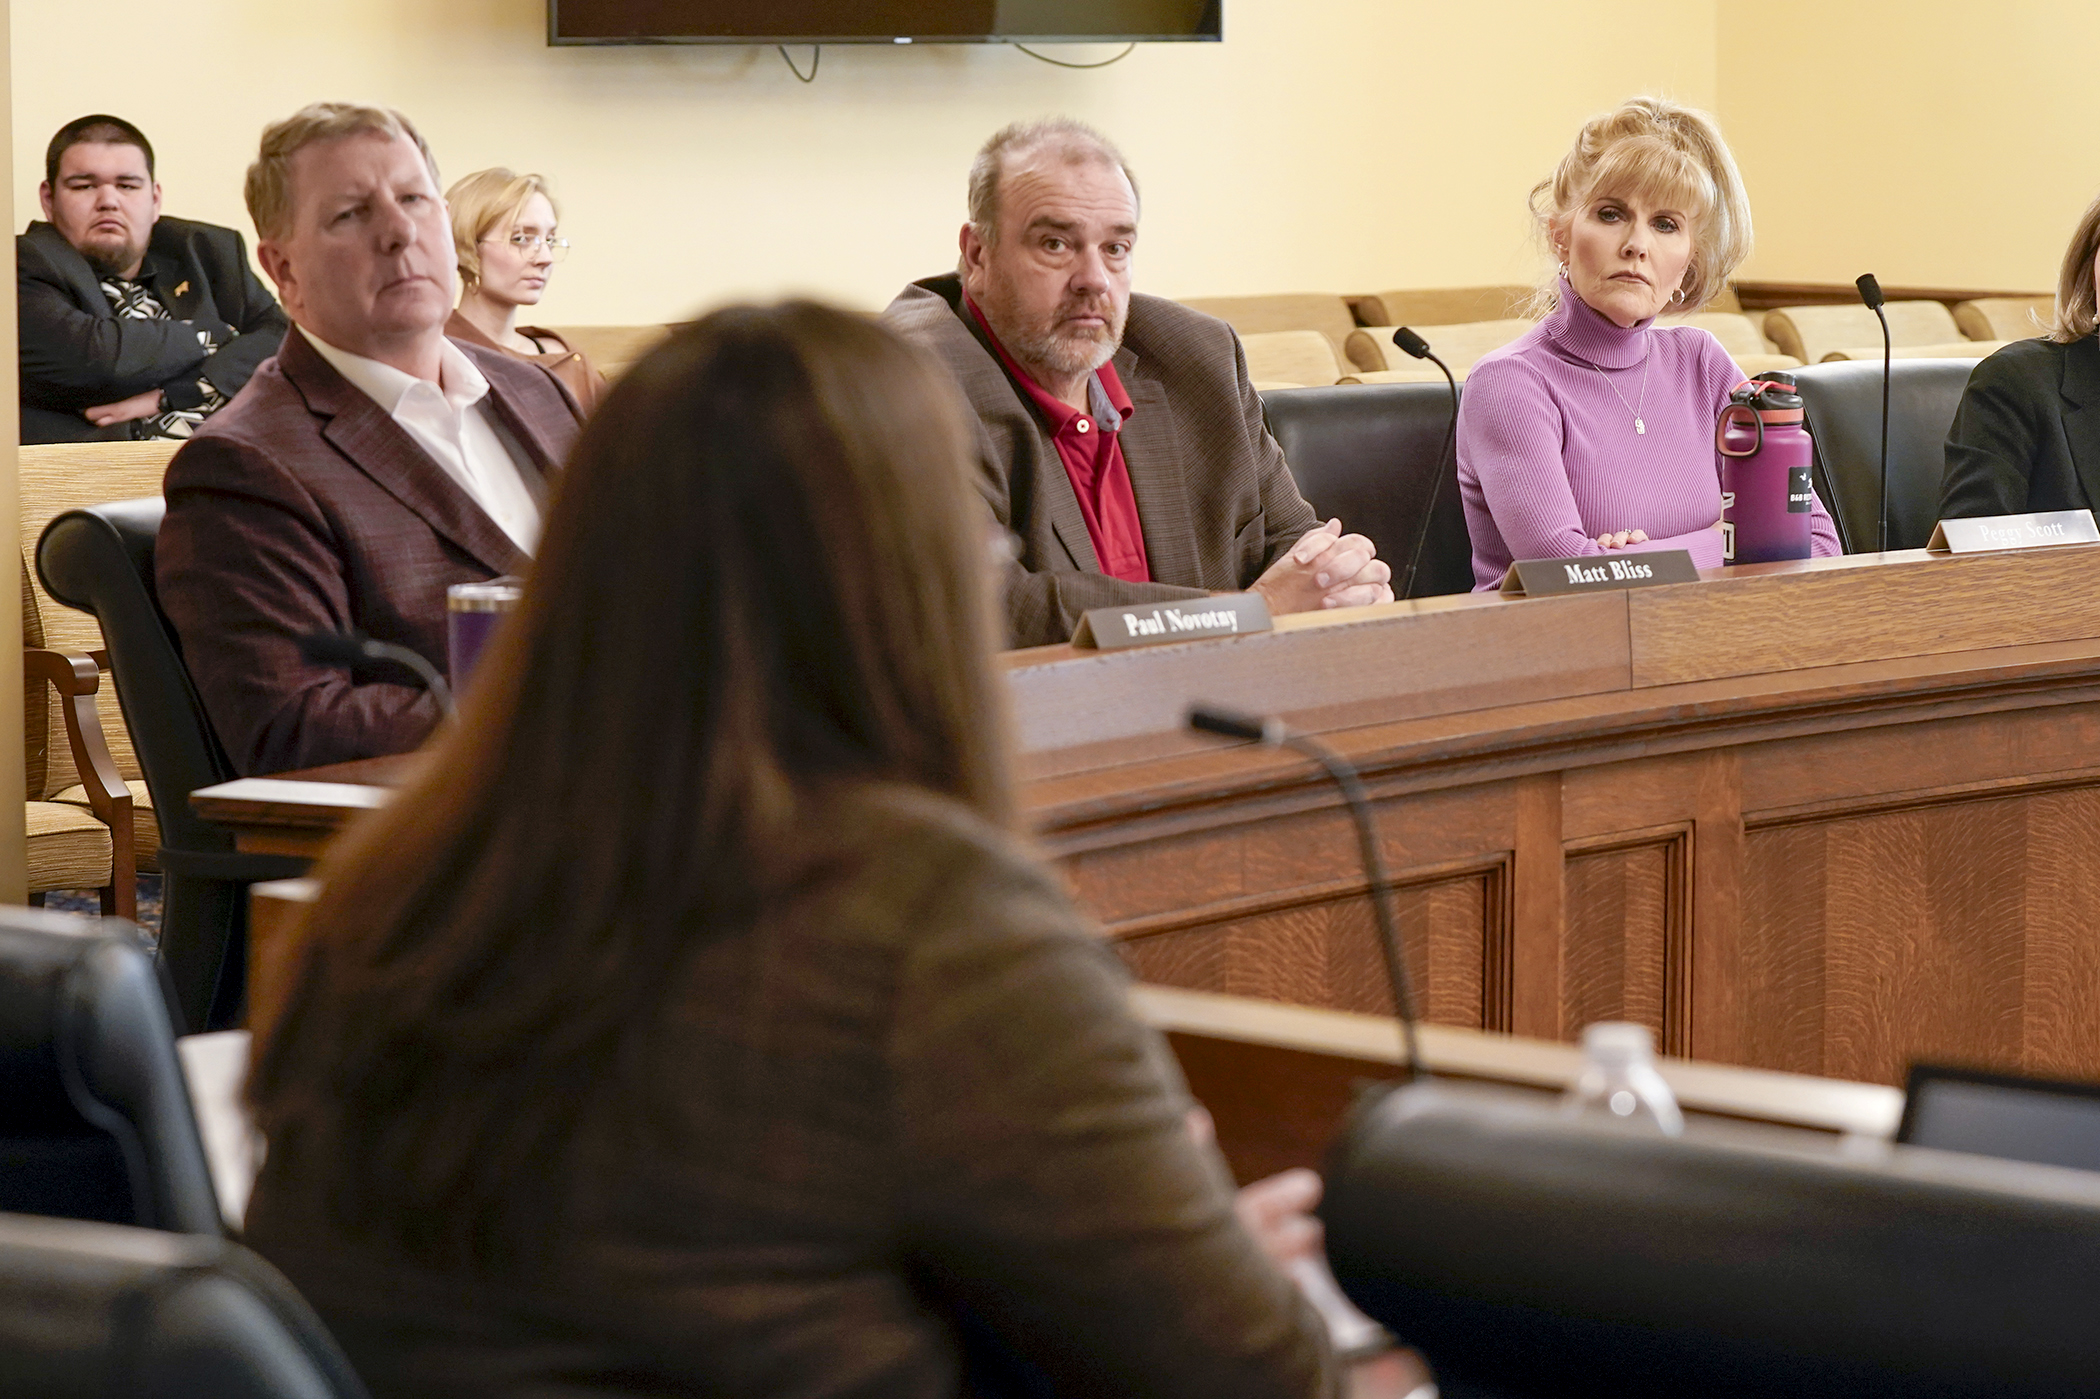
[299,325,544,554]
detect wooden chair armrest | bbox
[23,646,100,698]
[24,647,136,920]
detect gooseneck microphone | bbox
[1186,705,1423,1079]
[1392,327,1458,600]
[1856,273,1893,551]
[298,631,457,720]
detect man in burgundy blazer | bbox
[157,104,582,776]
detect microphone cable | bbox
[1391,327,1458,599]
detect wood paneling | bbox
[1116,865,1495,1028]
[206,547,2100,1086]
[1562,833,1683,1052]
[1004,587,1631,764]
[1628,549,2100,687]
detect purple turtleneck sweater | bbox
[1456,280,1841,590]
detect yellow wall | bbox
[11,0,1714,323]
[13,1,2076,325]
[1720,4,2083,292]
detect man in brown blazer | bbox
[887,119,1391,648]
[158,104,582,776]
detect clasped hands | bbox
[1253,518,1394,614]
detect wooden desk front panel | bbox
[1054,690,2100,1089]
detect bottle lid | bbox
[1580,1021,1656,1063]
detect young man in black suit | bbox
[18,114,288,443]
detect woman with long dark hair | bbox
[242,302,1334,1397]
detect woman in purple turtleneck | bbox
[1457,97,1840,590]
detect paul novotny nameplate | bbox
[1498,549,1699,598]
[1071,592,1273,651]
[1927,509,2100,554]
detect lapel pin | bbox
[172,280,190,298]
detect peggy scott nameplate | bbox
[1498,549,1699,598]
[1927,509,2100,554]
[1071,592,1274,650]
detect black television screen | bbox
[550,0,1221,44]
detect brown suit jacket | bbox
[157,328,582,775]
[245,785,1334,1399]
[885,275,1320,648]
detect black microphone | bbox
[1186,704,1423,1079]
[297,631,457,720]
[1856,273,1893,552]
[1392,328,1458,599]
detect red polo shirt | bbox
[966,295,1151,583]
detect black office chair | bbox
[1261,382,1474,598]
[0,1212,368,1398]
[37,499,307,1033]
[0,909,221,1234]
[1792,359,1977,553]
[1323,1081,2100,1399]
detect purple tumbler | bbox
[446,580,522,688]
[1715,372,1815,565]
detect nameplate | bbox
[1071,593,1273,650]
[1498,549,1699,598]
[1926,510,2100,554]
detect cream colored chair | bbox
[1176,295,1359,365]
[1761,301,1963,367]
[1349,286,1532,330]
[1952,297,2053,343]
[1239,330,1346,388]
[1345,319,1535,377]
[539,324,674,381]
[20,441,185,909]
[1656,311,1801,375]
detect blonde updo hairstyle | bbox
[1528,97,1752,317]
[447,167,558,291]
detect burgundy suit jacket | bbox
[157,328,582,776]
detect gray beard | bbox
[1007,320,1119,381]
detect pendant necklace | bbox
[1579,349,1652,435]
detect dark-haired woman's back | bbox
[244,783,1330,1398]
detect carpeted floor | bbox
[42,874,164,943]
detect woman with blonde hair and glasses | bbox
[1940,192,2100,519]
[445,167,607,411]
[1455,97,1838,589]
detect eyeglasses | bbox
[484,232,571,261]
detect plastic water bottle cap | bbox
[1580,1021,1655,1064]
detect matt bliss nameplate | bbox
[1072,592,1274,650]
[1927,509,2100,554]
[1499,549,1699,598]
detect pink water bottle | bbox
[1715,373,1815,564]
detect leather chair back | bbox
[1792,359,1975,553]
[0,1212,368,1398]
[36,500,305,1031]
[0,911,219,1234]
[1261,382,1473,598]
[1324,1082,2100,1399]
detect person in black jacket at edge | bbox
[1941,186,2100,519]
[18,114,287,444]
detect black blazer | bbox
[17,216,289,444]
[1940,335,2100,519]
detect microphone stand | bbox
[1392,327,1457,600]
[1187,706,1423,1079]
[1856,274,1893,552]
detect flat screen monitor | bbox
[550,0,1222,44]
[1898,1063,2100,1174]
